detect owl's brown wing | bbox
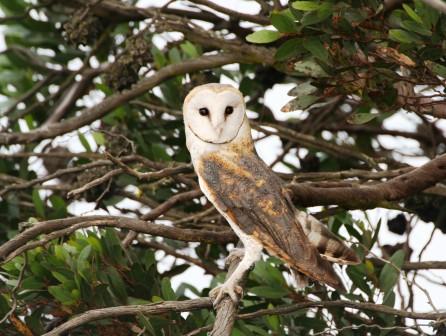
[197,151,347,291]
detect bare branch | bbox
[0,216,236,262]
[42,298,213,336]
[289,153,446,208]
[41,297,446,336]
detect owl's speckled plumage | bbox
[183,83,359,303]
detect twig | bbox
[67,168,122,198]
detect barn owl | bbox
[183,83,359,304]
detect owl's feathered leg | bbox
[210,240,262,305]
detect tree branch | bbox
[289,153,446,208]
[238,299,446,321]
[0,216,236,262]
[42,298,213,336]
[42,297,446,336]
[210,244,245,336]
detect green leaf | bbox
[51,271,71,284]
[301,3,332,26]
[168,47,182,64]
[370,219,381,249]
[346,265,372,295]
[251,260,286,287]
[107,267,128,302]
[265,303,280,331]
[383,289,396,307]
[379,250,405,293]
[401,20,432,36]
[287,81,318,96]
[151,46,166,69]
[271,12,297,33]
[48,285,76,305]
[425,61,446,77]
[77,245,92,277]
[281,95,319,112]
[180,41,200,58]
[389,29,422,44]
[92,131,106,146]
[347,113,378,125]
[77,131,92,152]
[275,38,304,61]
[136,313,156,336]
[414,0,440,28]
[402,4,423,25]
[32,189,45,218]
[246,30,281,44]
[49,195,67,218]
[292,1,321,11]
[0,294,10,317]
[249,285,289,299]
[303,38,329,63]
[294,59,329,77]
[161,277,176,300]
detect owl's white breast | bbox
[185,116,252,168]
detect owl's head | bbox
[183,83,246,144]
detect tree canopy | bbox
[1,0,446,335]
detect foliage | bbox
[0,0,445,335]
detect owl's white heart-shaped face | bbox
[183,84,246,144]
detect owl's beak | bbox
[211,116,225,135]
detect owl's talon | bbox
[210,281,243,306]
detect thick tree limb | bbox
[0,216,236,262]
[289,153,446,208]
[210,244,245,336]
[42,297,446,336]
[42,298,213,336]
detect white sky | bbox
[1,0,445,330]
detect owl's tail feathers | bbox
[296,211,360,265]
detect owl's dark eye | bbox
[199,107,209,116]
[225,106,234,115]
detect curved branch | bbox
[289,153,446,208]
[0,216,236,262]
[42,298,213,336]
[42,297,446,336]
